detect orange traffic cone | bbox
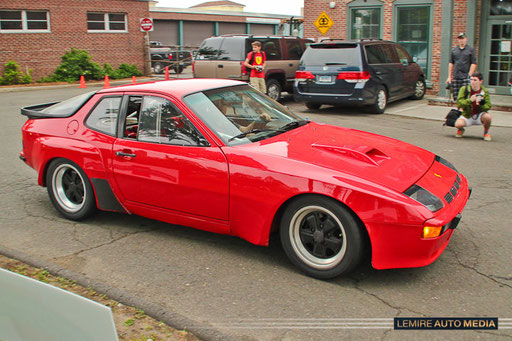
[131,76,136,84]
[79,75,87,88]
[165,66,170,80]
[103,75,110,89]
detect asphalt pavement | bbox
[1,79,511,341]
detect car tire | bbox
[153,62,163,74]
[46,158,96,221]
[410,79,426,100]
[280,195,365,279]
[369,86,387,114]
[305,102,322,110]
[174,66,184,74]
[266,78,282,101]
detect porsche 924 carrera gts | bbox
[20,79,470,279]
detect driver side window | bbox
[128,96,208,147]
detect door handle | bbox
[218,64,224,68]
[116,151,136,158]
[289,63,294,67]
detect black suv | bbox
[294,39,426,113]
[193,34,313,101]
[151,47,192,74]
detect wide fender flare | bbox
[33,136,108,188]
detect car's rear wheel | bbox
[266,79,282,101]
[410,79,426,100]
[153,62,163,74]
[369,87,387,114]
[280,195,365,279]
[174,65,184,74]
[46,158,96,221]
[305,102,322,110]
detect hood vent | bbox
[311,144,390,166]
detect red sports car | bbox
[20,79,470,279]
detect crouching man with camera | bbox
[455,71,492,141]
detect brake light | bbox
[336,71,370,83]
[241,61,247,76]
[192,60,195,74]
[295,71,315,81]
[168,53,173,61]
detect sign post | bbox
[140,18,154,76]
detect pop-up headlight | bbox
[404,184,444,212]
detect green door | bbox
[481,0,512,95]
[485,20,512,94]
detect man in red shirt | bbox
[244,41,266,94]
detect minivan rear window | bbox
[300,44,361,66]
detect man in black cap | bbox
[446,33,477,101]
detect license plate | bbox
[317,76,332,83]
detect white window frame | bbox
[87,12,127,33]
[0,10,50,33]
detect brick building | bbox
[303,0,512,96]
[0,0,150,80]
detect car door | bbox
[111,94,229,221]
[366,44,403,99]
[395,44,418,95]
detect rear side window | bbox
[218,38,245,60]
[41,91,96,116]
[196,37,223,60]
[300,44,361,66]
[285,40,303,60]
[365,44,398,64]
[85,96,122,136]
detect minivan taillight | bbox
[192,60,195,74]
[295,71,315,82]
[168,53,173,60]
[241,61,247,76]
[336,71,370,83]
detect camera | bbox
[445,82,453,89]
[255,65,263,73]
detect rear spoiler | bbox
[21,102,60,119]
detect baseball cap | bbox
[457,32,466,39]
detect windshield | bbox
[184,85,306,146]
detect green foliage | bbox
[124,319,135,327]
[39,49,143,83]
[0,61,32,85]
[115,63,142,79]
[52,48,103,82]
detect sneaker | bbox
[483,133,492,141]
[455,128,465,138]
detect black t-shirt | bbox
[450,45,476,80]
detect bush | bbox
[52,48,103,82]
[0,61,32,85]
[115,63,142,79]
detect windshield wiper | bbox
[228,129,276,142]
[279,120,310,132]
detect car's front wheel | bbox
[410,79,426,100]
[266,78,282,101]
[369,86,387,114]
[280,195,365,279]
[46,158,96,221]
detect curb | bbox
[0,244,240,341]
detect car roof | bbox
[313,39,396,46]
[97,79,245,98]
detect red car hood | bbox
[246,122,435,192]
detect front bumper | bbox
[368,175,471,270]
